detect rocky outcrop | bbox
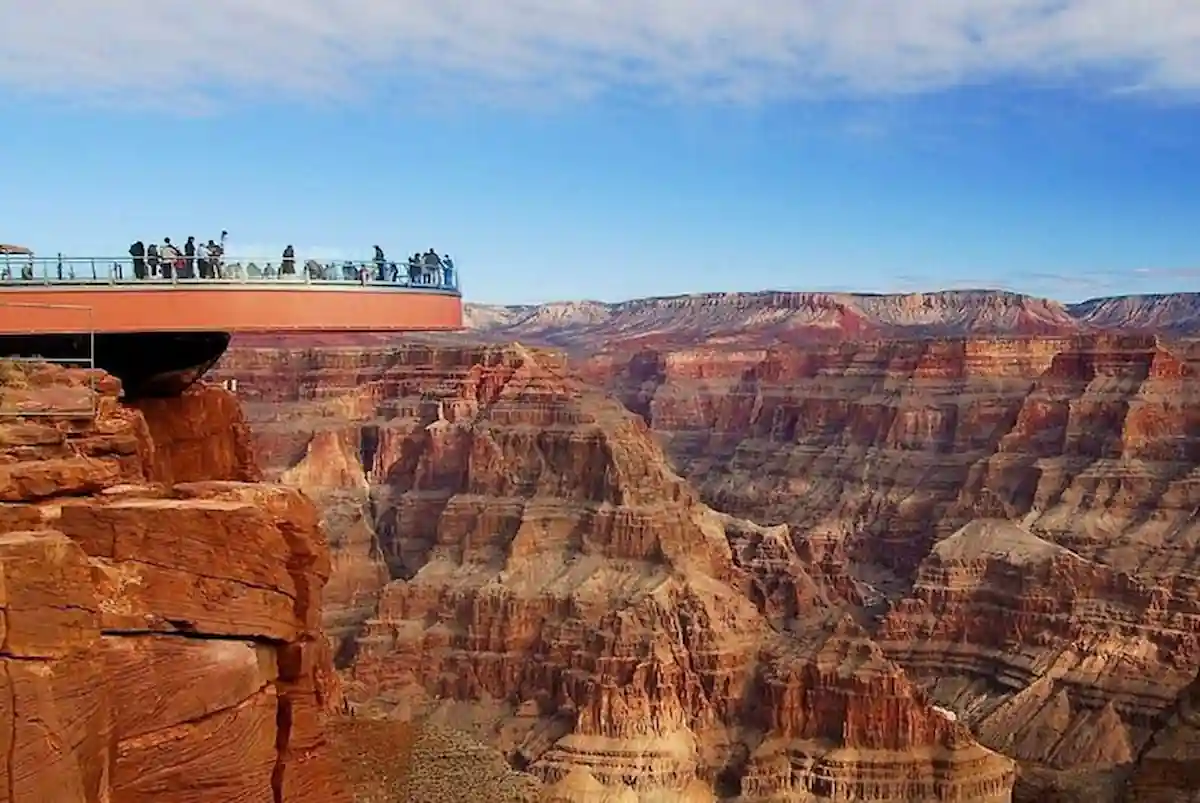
[877,519,1199,770]
[1123,668,1200,802]
[132,381,262,484]
[279,429,388,660]
[219,344,1015,802]
[0,361,344,802]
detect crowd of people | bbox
[123,236,455,287]
[128,232,227,279]
[1,236,458,288]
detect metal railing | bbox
[0,254,460,293]
[0,301,97,419]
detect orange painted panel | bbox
[0,286,462,334]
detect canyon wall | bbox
[217,333,1200,801]
[584,334,1200,795]
[0,362,344,802]
[217,344,1015,802]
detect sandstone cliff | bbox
[0,361,344,802]
[1123,667,1200,802]
[583,334,1200,794]
[217,332,1200,800]
[877,519,1197,778]
[216,344,1015,802]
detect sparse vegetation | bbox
[0,358,29,389]
[331,716,542,802]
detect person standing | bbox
[422,248,441,285]
[160,237,180,279]
[146,243,160,277]
[217,230,228,277]
[183,236,197,278]
[129,240,147,279]
[372,245,386,281]
[197,239,211,278]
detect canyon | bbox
[218,344,1016,801]
[215,297,1200,801]
[203,284,1200,801]
[585,332,1200,799]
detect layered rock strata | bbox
[0,362,344,802]
[218,344,1015,801]
[1123,668,1200,802]
[216,333,1200,799]
[877,519,1199,769]
[585,334,1200,787]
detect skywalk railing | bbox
[0,255,460,292]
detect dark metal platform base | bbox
[0,331,231,398]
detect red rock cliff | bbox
[0,362,345,803]
[217,333,1200,801]
[216,343,1015,802]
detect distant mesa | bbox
[461,288,1200,350]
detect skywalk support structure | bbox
[0,255,463,397]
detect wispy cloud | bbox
[1132,266,1200,278]
[2,1,1200,108]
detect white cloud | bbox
[2,1,1199,106]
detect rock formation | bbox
[215,330,1200,800]
[877,519,1198,771]
[0,360,345,802]
[217,344,1015,802]
[1123,667,1200,802]
[584,333,1200,794]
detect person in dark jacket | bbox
[146,243,160,277]
[129,240,147,279]
[372,245,386,281]
[281,244,296,275]
[422,248,442,285]
[182,236,196,278]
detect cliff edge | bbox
[0,361,344,802]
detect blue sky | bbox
[2,1,1200,305]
